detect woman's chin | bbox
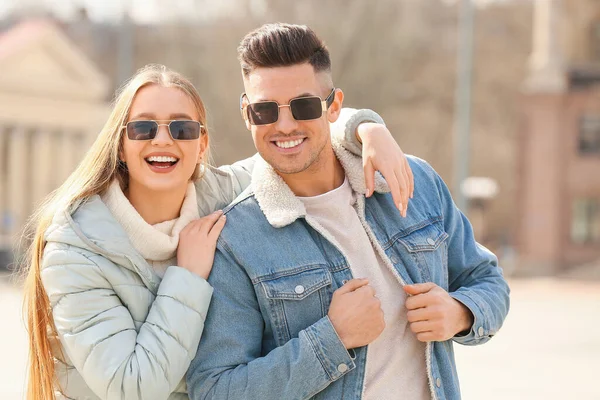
[129,174,190,195]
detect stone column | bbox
[519,0,567,274]
[6,127,29,242]
[0,126,6,237]
[57,131,88,184]
[30,129,54,211]
[525,0,566,93]
[57,131,73,183]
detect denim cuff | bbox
[450,291,493,345]
[302,316,356,382]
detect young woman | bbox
[22,64,413,400]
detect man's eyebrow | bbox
[252,93,318,103]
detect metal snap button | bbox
[427,238,436,246]
[436,377,441,388]
[294,285,305,294]
[478,326,484,337]
[337,363,348,373]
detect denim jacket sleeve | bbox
[424,162,510,346]
[210,107,383,202]
[186,244,355,400]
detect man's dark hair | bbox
[238,23,331,77]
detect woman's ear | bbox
[198,132,209,163]
[327,89,344,123]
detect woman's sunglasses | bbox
[122,120,203,141]
[240,88,336,126]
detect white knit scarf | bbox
[101,180,199,277]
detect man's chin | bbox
[268,158,313,176]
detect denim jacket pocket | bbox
[259,266,333,345]
[398,220,450,289]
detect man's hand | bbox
[404,282,474,342]
[328,279,385,349]
[357,123,414,217]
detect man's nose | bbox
[274,106,299,134]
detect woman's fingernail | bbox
[366,188,372,197]
[398,202,403,211]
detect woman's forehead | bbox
[130,84,199,120]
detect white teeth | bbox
[275,139,303,149]
[146,155,178,162]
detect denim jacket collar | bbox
[252,142,391,228]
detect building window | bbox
[579,116,600,155]
[571,198,600,244]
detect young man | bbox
[187,23,509,400]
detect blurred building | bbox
[0,19,109,253]
[519,0,600,273]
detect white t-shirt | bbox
[299,178,429,400]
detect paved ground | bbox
[1,272,599,399]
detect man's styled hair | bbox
[238,23,331,77]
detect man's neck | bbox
[125,181,187,225]
[280,148,346,197]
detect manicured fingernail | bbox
[366,188,372,197]
[398,202,403,212]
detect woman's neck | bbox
[125,180,188,225]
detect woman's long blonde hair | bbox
[21,64,209,400]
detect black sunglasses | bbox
[240,88,336,126]
[122,120,203,141]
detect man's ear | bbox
[327,89,344,123]
[240,94,252,131]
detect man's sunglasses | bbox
[122,120,203,141]
[240,88,336,126]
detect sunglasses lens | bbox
[290,97,323,121]
[248,102,278,125]
[127,121,157,140]
[170,120,201,140]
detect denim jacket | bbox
[186,142,510,400]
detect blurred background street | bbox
[2,270,599,399]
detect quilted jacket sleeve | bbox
[41,244,213,400]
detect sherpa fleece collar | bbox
[252,141,391,228]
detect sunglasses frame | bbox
[121,120,204,141]
[240,88,337,126]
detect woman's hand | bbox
[177,210,226,279]
[357,123,415,217]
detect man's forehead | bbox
[243,65,327,101]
